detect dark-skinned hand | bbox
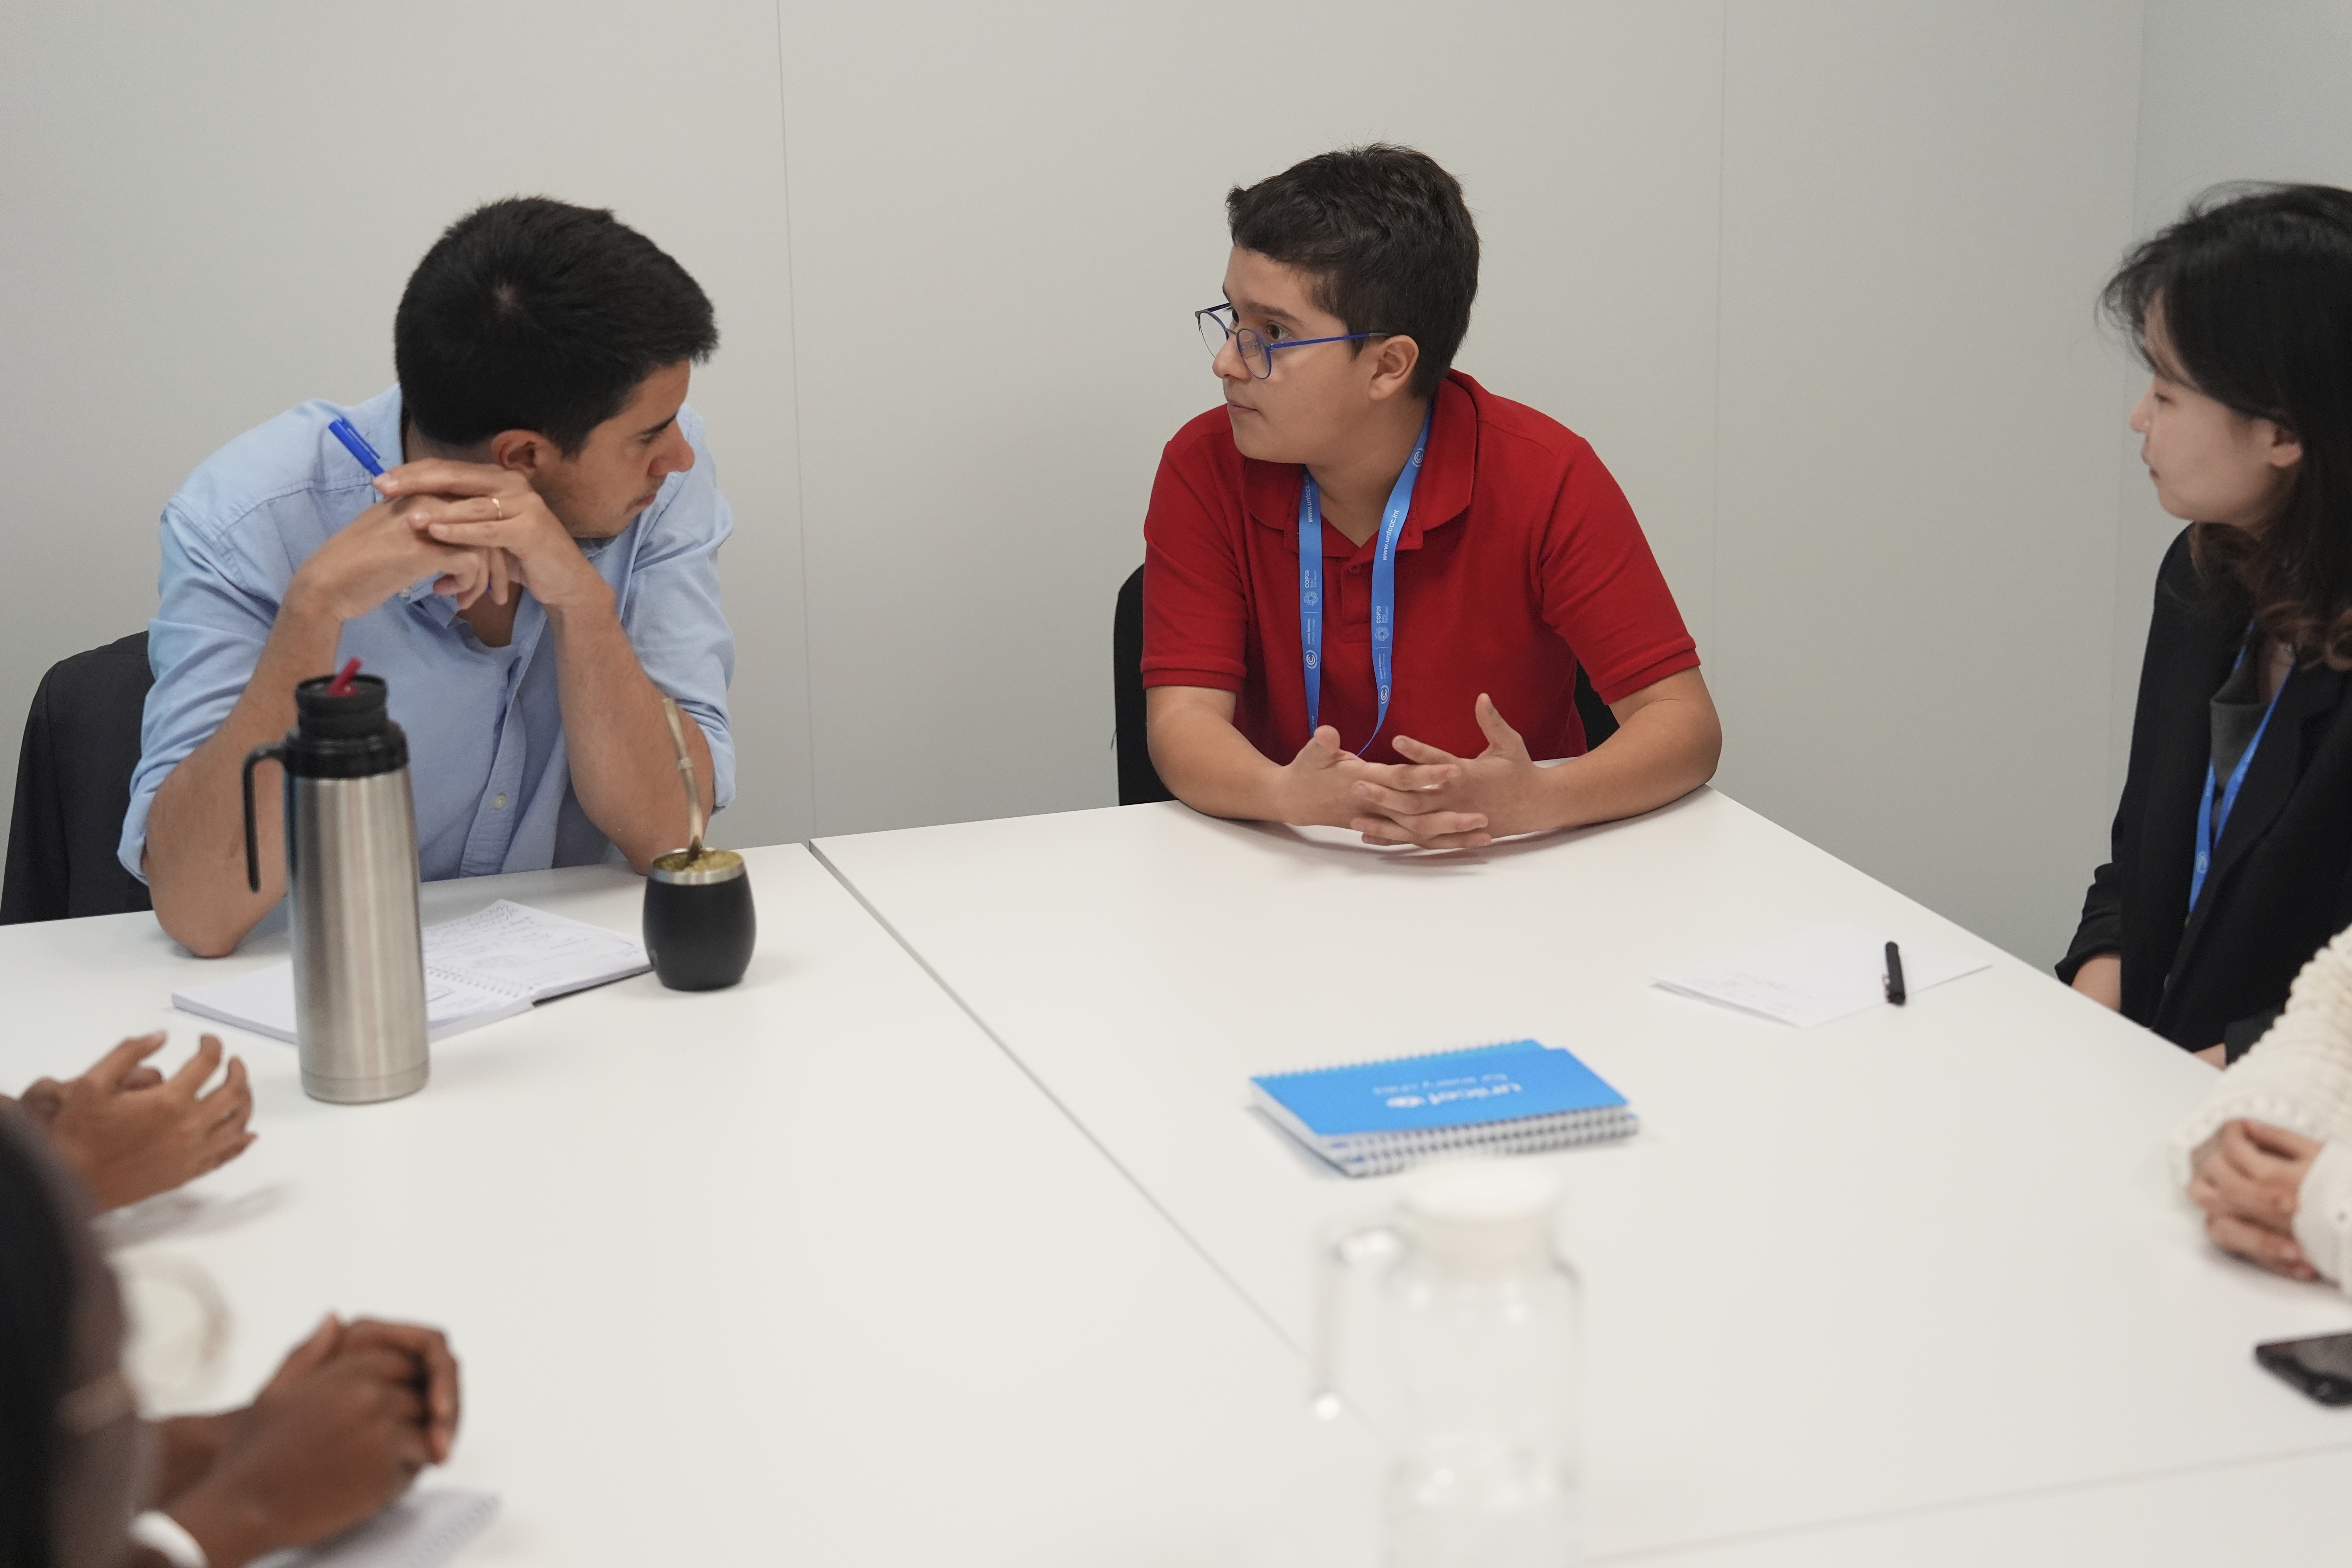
[165,1315,462,1568]
[22,1033,253,1210]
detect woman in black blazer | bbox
[2061,185,2352,1062]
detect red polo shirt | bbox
[1142,370,1698,765]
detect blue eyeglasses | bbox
[1195,303,1390,379]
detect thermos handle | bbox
[241,744,289,893]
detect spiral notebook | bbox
[172,901,649,1044]
[1250,1039,1637,1178]
[252,1488,498,1568]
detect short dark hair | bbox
[394,197,719,454]
[1225,145,1479,399]
[2105,183,2352,664]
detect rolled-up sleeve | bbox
[616,411,737,811]
[119,508,285,881]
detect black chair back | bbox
[1,633,156,923]
[1112,563,1621,804]
[1114,566,1175,805]
[1573,664,1621,750]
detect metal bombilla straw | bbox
[660,696,705,864]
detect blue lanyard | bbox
[2190,646,2291,912]
[1298,410,1432,752]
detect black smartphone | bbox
[2255,1332,2352,1405]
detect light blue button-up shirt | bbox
[120,386,736,884]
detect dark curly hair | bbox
[1226,145,1479,400]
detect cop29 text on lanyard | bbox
[2190,641,2292,913]
[1298,410,1432,755]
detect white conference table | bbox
[0,846,1383,1566]
[813,789,2352,1564]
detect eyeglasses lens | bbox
[1198,310,1274,377]
[1198,310,1232,359]
[1236,329,1272,378]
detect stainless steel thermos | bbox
[241,673,429,1104]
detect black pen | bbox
[1884,940,1907,1006]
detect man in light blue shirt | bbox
[127,198,736,956]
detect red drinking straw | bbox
[325,657,362,697]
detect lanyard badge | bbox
[1298,410,1432,755]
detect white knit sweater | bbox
[2171,925,2352,1291]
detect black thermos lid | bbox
[285,673,406,776]
[294,673,392,740]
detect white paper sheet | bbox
[172,900,645,1043]
[250,1489,498,1568]
[421,899,649,1000]
[172,964,528,1044]
[1653,922,1991,1027]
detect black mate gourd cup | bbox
[643,848,757,991]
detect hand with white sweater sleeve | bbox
[2292,1140,2352,1285]
[2171,924,2352,1290]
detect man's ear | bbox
[1366,335,1422,403]
[488,428,560,477]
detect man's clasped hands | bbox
[1285,692,1551,851]
[287,457,611,628]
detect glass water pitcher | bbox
[1316,1159,1583,1568]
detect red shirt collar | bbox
[1242,371,1480,554]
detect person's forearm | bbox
[1149,704,1299,822]
[2071,952,2124,1009]
[168,1483,276,1568]
[148,1414,241,1506]
[1536,688,1720,831]
[146,602,342,956]
[545,590,713,869]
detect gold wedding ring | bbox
[491,496,504,521]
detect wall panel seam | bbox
[773,0,821,842]
[1709,0,1730,664]
[2110,0,2155,808]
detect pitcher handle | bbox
[1314,1222,1401,1420]
[242,744,289,893]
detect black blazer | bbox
[2060,528,2352,1053]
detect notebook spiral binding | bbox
[1322,1106,1641,1178]
[1252,1038,1638,1178]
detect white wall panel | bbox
[1710,1,2143,965]
[0,0,2211,969]
[777,0,1724,835]
[0,0,812,851]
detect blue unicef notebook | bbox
[1250,1039,1637,1178]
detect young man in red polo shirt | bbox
[1144,145,1721,849]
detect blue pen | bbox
[327,418,387,477]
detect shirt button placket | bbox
[465,668,528,875]
[490,673,525,849]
